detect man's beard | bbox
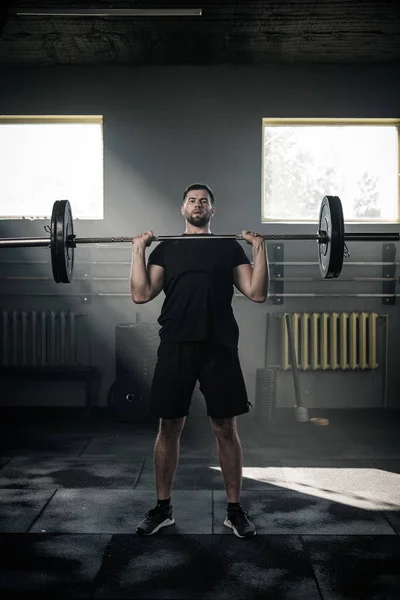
[186,212,211,227]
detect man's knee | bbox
[210,416,237,440]
[158,416,186,440]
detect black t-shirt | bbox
[147,234,251,349]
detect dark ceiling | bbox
[1,0,400,67]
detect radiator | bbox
[0,310,88,366]
[281,312,378,371]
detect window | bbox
[0,116,103,219]
[262,119,399,223]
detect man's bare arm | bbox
[130,231,165,303]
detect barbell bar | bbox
[0,195,399,283]
[2,232,399,248]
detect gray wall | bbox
[0,64,399,411]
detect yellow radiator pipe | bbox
[301,313,309,370]
[330,312,338,370]
[349,313,357,369]
[292,313,299,367]
[339,313,348,369]
[359,313,367,369]
[311,313,319,370]
[369,313,377,369]
[320,313,329,370]
[281,315,289,370]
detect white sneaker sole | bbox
[137,517,175,536]
[224,518,256,538]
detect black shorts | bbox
[149,341,251,419]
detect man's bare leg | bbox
[154,417,186,500]
[210,417,242,502]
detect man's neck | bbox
[184,226,212,235]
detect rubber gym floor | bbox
[0,407,399,599]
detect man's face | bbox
[181,189,215,227]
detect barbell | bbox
[0,195,399,283]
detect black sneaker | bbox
[224,505,256,538]
[136,504,175,536]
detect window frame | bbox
[0,115,104,220]
[261,118,400,224]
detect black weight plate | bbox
[51,200,75,283]
[318,195,344,279]
[107,380,153,423]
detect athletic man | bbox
[130,184,269,538]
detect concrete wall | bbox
[0,64,399,411]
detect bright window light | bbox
[262,119,400,223]
[0,116,103,219]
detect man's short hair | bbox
[183,183,215,205]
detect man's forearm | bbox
[130,245,151,302]
[250,241,269,301]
